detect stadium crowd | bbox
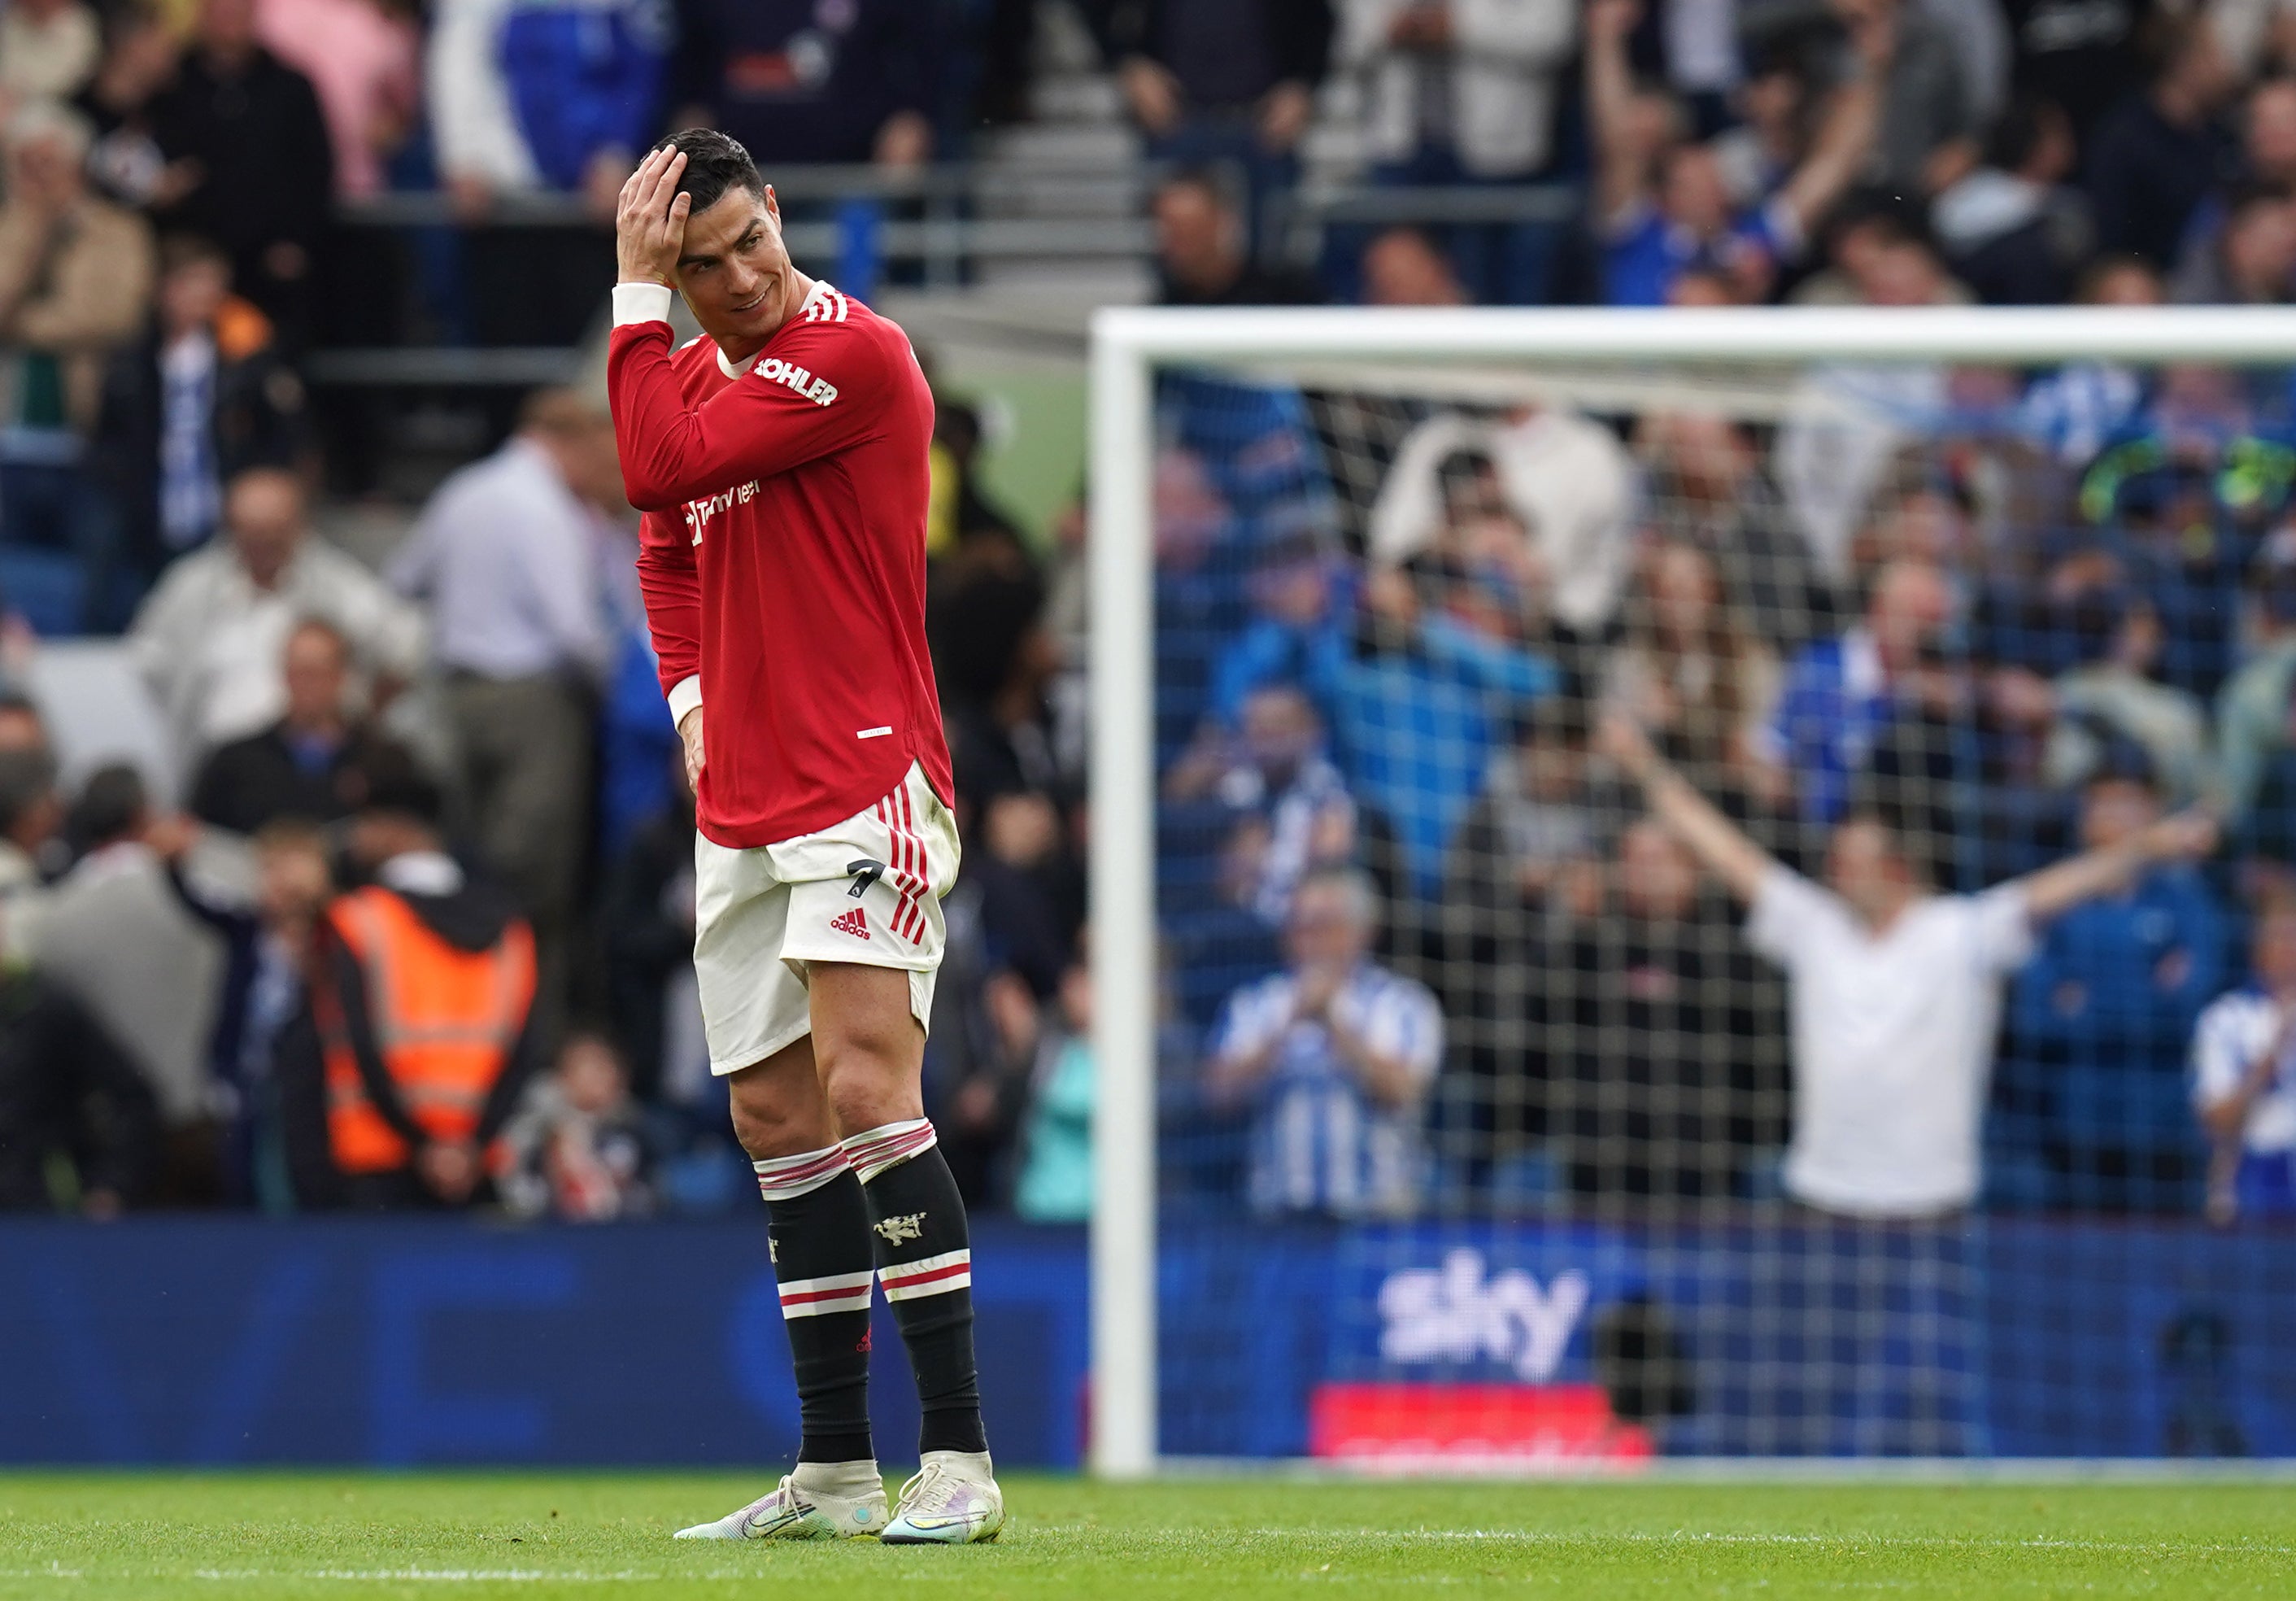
[2,0,2296,1230]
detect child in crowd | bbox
[497,1032,665,1222]
[1014,961,1094,1224]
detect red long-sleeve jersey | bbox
[609,280,952,848]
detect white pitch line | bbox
[1237,1529,2296,1554]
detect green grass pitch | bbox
[2,1472,2292,1599]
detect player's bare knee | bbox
[725,1044,834,1159]
[817,1038,922,1136]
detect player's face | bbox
[676,185,791,353]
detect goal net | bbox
[1086,308,2296,1472]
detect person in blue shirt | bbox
[1583,0,1888,306]
[1206,864,1443,1218]
[1335,552,1559,896]
[2191,896,2296,1223]
[2008,753,2228,1211]
[1208,527,1354,740]
[1759,556,1955,827]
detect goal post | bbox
[1086,306,2296,1477]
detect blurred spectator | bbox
[302,757,541,1210]
[1636,408,1841,654]
[390,387,618,994]
[94,233,306,589]
[2192,893,2296,1222]
[967,788,1085,996]
[1433,695,1610,1182]
[37,764,226,1202]
[1339,552,1561,892]
[2079,364,2268,698]
[497,1030,666,1220]
[1550,815,1775,1203]
[1152,168,1324,306]
[935,567,1068,811]
[2015,255,2163,465]
[927,392,1026,561]
[1332,0,1576,303]
[2001,0,2151,146]
[942,964,1043,1202]
[1605,713,2215,1219]
[1013,960,1094,1223]
[1760,556,1956,826]
[2168,181,2296,303]
[2218,564,2296,825]
[2042,592,2210,805]
[256,0,420,200]
[0,0,99,110]
[2169,74,2296,290]
[1168,683,1363,927]
[432,0,666,212]
[2009,757,2226,1211]
[599,759,695,1104]
[1587,0,1884,306]
[593,523,678,863]
[1835,0,1984,193]
[1442,694,1612,925]
[2085,12,2237,270]
[148,0,333,344]
[1359,225,1470,306]
[1367,408,1636,641]
[670,0,928,168]
[129,467,425,761]
[189,617,410,835]
[1205,864,1442,1217]
[1604,539,1783,800]
[0,744,59,963]
[1932,94,2093,304]
[1208,526,1353,734]
[429,0,666,345]
[152,814,333,1210]
[1791,198,1971,306]
[1095,0,1333,260]
[0,962,158,1215]
[0,98,157,628]
[73,7,178,210]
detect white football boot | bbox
[673,1464,888,1541]
[880,1450,1005,1544]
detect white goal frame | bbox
[1084,305,2296,1478]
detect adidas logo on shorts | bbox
[830,908,869,940]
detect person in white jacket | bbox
[1365,404,1635,640]
[1332,0,1579,302]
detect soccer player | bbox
[607,133,1001,1544]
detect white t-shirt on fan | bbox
[1747,866,2035,1218]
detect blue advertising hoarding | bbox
[1,1215,2289,1465]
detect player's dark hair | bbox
[660,127,764,216]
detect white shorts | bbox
[692,761,961,1075]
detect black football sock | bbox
[753,1146,877,1466]
[843,1119,990,1457]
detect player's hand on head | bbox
[616,143,691,288]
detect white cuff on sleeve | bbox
[612,282,676,328]
[666,674,703,727]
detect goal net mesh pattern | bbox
[1136,347,2296,1464]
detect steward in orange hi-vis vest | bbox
[313,877,538,1187]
